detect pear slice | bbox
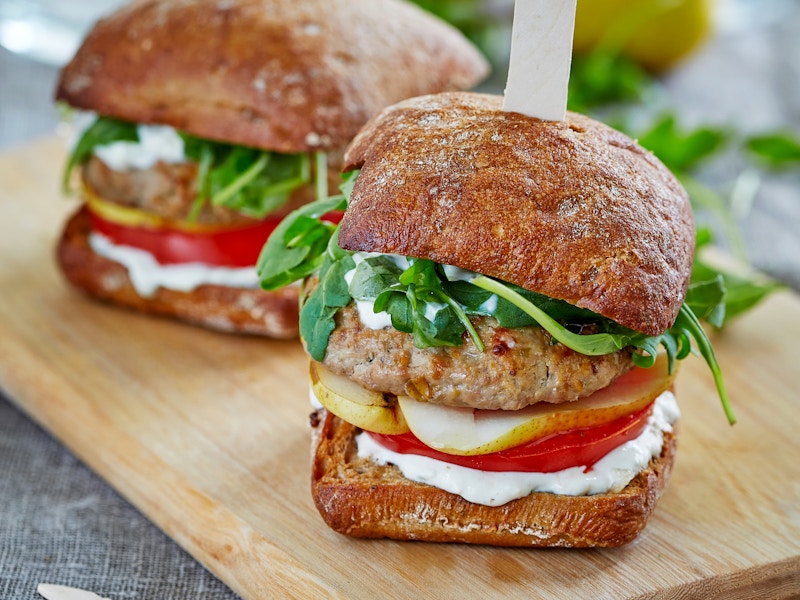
[397,353,676,456]
[310,362,409,435]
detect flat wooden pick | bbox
[503,0,577,121]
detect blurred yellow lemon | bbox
[574,0,714,71]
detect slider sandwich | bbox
[259,92,733,546]
[55,0,488,337]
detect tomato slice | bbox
[89,209,343,267]
[366,401,654,473]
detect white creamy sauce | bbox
[345,252,491,329]
[441,264,477,282]
[89,232,259,297]
[70,110,187,170]
[356,391,680,507]
[94,124,187,170]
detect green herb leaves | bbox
[746,130,800,169]
[637,114,728,174]
[257,195,347,290]
[352,257,485,351]
[181,133,310,220]
[300,229,355,361]
[62,117,139,193]
[691,227,782,327]
[471,276,642,356]
[257,170,358,290]
[473,274,736,424]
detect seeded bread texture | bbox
[310,408,677,547]
[57,207,299,338]
[339,92,695,336]
[55,0,489,153]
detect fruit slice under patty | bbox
[310,353,674,455]
[310,361,409,435]
[397,353,674,456]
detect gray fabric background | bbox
[0,398,238,599]
[1,2,799,598]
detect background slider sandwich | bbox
[54,0,488,337]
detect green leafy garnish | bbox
[181,134,311,220]
[257,195,346,290]
[300,229,355,361]
[568,52,651,114]
[745,131,800,169]
[471,276,644,356]
[673,305,735,425]
[684,275,726,328]
[257,170,359,290]
[354,258,485,351]
[636,114,728,174]
[62,117,139,193]
[472,275,735,425]
[691,227,783,326]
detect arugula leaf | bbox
[187,144,216,222]
[684,275,726,328]
[257,195,346,290]
[375,289,414,333]
[339,168,360,200]
[472,275,736,424]
[691,258,782,326]
[257,170,359,290]
[568,51,652,114]
[745,131,800,169]
[672,304,735,425]
[690,227,782,326]
[350,256,402,300]
[300,229,355,361]
[62,116,139,193]
[471,276,642,355]
[356,259,485,351]
[637,113,728,174]
[181,134,311,219]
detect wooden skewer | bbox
[502,0,578,122]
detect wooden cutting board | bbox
[1,137,798,599]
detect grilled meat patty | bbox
[320,301,635,411]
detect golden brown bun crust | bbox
[56,207,299,338]
[311,408,677,547]
[339,92,695,336]
[55,0,489,153]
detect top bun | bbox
[339,92,695,336]
[55,0,489,153]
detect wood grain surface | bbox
[1,138,798,599]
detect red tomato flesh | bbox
[367,401,654,473]
[89,210,344,267]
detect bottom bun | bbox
[311,408,677,547]
[56,206,299,338]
